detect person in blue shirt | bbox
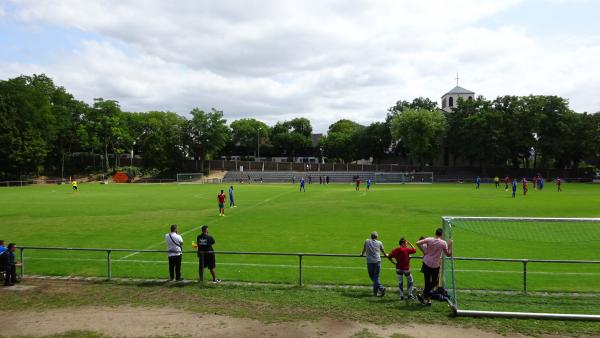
[366,179,372,191]
[476,176,481,189]
[300,177,306,192]
[0,240,5,255]
[228,186,236,208]
[2,243,17,286]
[538,177,545,190]
[512,179,518,198]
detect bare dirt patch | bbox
[1,305,532,338]
[1,284,37,292]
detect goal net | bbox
[374,172,433,184]
[442,217,600,320]
[176,173,204,183]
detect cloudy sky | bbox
[1,0,599,132]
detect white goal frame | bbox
[374,171,434,184]
[176,172,204,183]
[442,216,600,321]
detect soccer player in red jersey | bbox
[503,176,510,191]
[557,177,562,192]
[388,238,417,300]
[217,190,226,216]
[355,177,361,191]
[522,177,528,196]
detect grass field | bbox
[1,181,600,315]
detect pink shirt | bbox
[421,237,449,268]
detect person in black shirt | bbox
[197,225,220,283]
[2,243,17,286]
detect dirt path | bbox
[1,305,532,338]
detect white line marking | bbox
[22,257,600,275]
[118,189,294,261]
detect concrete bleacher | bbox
[222,171,432,183]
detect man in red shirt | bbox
[388,238,417,300]
[217,190,226,216]
[355,177,361,191]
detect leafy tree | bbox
[230,118,269,156]
[354,122,392,163]
[270,118,313,159]
[388,97,438,114]
[86,98,125,172]
[132,111,187,172]
[390,108,446,167]
[321,119,364,162]
[186,108,231,171]
[0,74,56,177]
[525,95,572,168]
[492,96,537,168]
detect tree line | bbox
[0,74,598,179]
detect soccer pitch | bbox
[1,182,599,294]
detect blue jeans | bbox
[367,262,383,295]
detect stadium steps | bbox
[223,171,379,183]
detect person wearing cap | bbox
[360,231,388,297]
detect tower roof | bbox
[442,85,474,97]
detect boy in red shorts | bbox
[388,238,417,300]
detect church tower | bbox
[441,74,474,112]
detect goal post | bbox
[176,173,204,183]
[374,172,434,184]
[442,216,600,321]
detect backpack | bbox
[430,287,449,302]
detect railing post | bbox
[522,259,528,294]
[107,250,112,280]
[19,247,24,276]
[298,254,303,287]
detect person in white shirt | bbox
[360,231,388,297]
[165,224,184,281]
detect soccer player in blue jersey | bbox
[475,176,481,189]
[300,177,306,192]
[511,178,517,198]
[228,186,236,208]
[366,178,372,191]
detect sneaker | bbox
[379,287,386,297]
[407,295,416,301]
[176,278,184,282]
[400,296,404,300]
[212,279,221,284]
[416,294,425,304]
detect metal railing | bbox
[16,246,600,290]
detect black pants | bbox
[422,264,440,298]
[168,255,182,280]
[4,265,16,285]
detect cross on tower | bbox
[456,73,460,86]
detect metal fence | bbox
[16,246,600,290]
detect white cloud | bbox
[3,0,600,131]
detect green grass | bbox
[1,182,600,315]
